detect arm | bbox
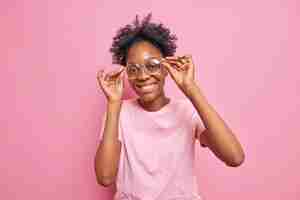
[94,101,122,187]
[161,55,245,167]
[186,84,245,167]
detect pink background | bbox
[1,0,299,199]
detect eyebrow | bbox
[127,57,161,66]
[127,62,140,66]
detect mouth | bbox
[135,82,158,94]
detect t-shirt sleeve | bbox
[96,111,123,146]
[191,108,205,137]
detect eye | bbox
[145,65,158,73]
[127,65,138,74]
[147,64,157,70]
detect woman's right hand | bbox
[97,66,125,103]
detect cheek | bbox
[154,77,166,92]
[153,72,166,81]
[128,74,165,89]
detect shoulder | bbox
[168,97,195,123]
[122,97,136,105]
[121,98,137,110]
[119,98,138,117]
[174,97,194,113]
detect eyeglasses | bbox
[126,57,164,78]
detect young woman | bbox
[95,13,245,200]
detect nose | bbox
[136,67,150,80]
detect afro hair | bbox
[109,13,178,65]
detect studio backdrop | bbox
[1,0,299,199]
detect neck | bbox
[137,93,170,112]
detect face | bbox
[126,40,168,103]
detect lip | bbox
[136,82,157,88]
[135,82,158,94]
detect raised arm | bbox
[94,67,125,186]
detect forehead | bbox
[126,41,163,65]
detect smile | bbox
[136,83,158,93]
[136,83,157,88]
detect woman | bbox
[95,13,245,200]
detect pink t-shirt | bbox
[97,97,205,200]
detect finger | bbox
[166,60,181,66]
[166,60,185,71]
[165,56,180,60]
[112,66,125,76]
[160,61,177,74]
[181,63,190,71]
[105,73,117,82]
[166,55,185,60]
[121,69,126,79]
[107,71,124,85]
[105,70,118,81]
[165,56,188,65]
[116,70,125,84]
[108,67,125,80]
[183,54,193,63]
[96,70,108,91]
[160,61,172,71]
[97,69,104,77]
[117,72,125,88]
[165,57,181,63]
[104,73,110,82]
[97,70,106,82]
[180,56,190,64]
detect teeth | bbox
[138,83,156,88]
[142,85,153,89]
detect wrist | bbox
[182,81,199,97]
[107,100,122,110]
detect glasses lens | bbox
[127,64,139,77]
[145,58,161,73]
[126,58,162,78]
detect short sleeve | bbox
[191,109,205,137]
[96,111,123,146]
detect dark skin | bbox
[95,40,245,187]
[126,40,171,112]
[95,40,173,187]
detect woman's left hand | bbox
[161,54,197,95]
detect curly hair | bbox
[109,13,178,65]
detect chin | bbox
[137,91,160,103]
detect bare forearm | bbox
[185,83,245,166]
[95,101,122,186]
[102,101,122,141]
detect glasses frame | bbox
[125,57,164,78]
